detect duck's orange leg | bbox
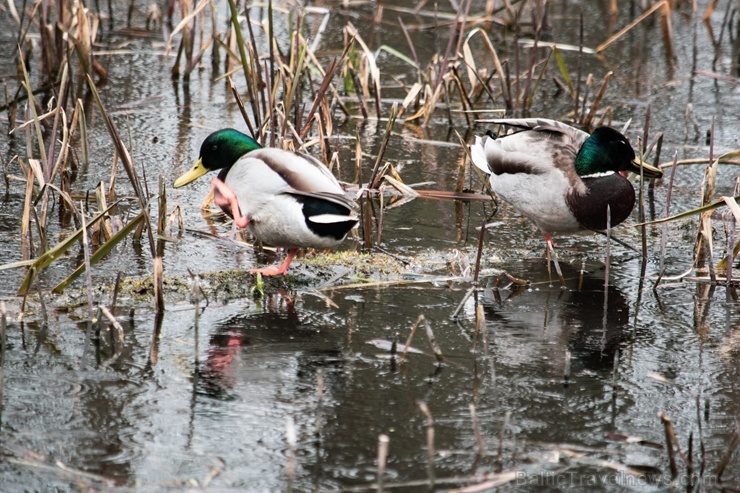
[211,178,249,229]
[543,232,565,287]
[250,248,299,276]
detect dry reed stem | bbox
[417,401,435,487]
[377,434,389,492]
[86,75,155,256]
[345,23,381,115]
[399,315,420,363]
[463,28,510,108]
[714,424,740,480]
[285,416,297,491]
[497,411,511,463]
[469,404,486,456]
[227,77,256,138]
[655,151,679,287]
[421,315,445,365]
[474,304,485,352]
[98,305,125,368]
[0,301,5,407]
[16,201,120,295]
[153,256,164,313]
[716,181,740,274]
[80,202,96,340]
[659,411,694,479]
[596,1,669,53]
[659,1,675,61]
[51,210,147,294]
[702,0,719,21]
[582,71,612,128]
[368,104,398,189]
[314,368,324,442]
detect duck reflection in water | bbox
[482,260,635,375]
[193,291,344,400]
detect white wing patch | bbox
[308,213,358,224]
[470,136,491,174]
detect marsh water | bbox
[2,0,740,491]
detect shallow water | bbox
[1,0,740,491]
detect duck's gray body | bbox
[470,118,637,234]
[217,147,358,249]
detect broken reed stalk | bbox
[368,103,399,190]
[596,0,668,53]
[450,286,475,320]
[0,301,6,359]
[0,302,5,407]
[604,204,611,289]
[497,411,511,463]
[377,434,389,493]
[86,75,155,254]
[655,151,679,288]
[469,403,486,457]
[421,315,445,365]
[280,31,307,140]
[227,0,261,132]
[147,311,163,368]
[474,304,485,353]
[611,351,619,390]
[228,77,255,139]
[86,75,166,311]
[659,412,693,480]
[473,219,486,285]
[286,416,296,492]
[315,369,324,444]
[399,317,420,363]
[186,270,203,366]
[376,186,384,245]
[695,394,706,478]
[574,9,584,122]
[34,274,49,326]
[714,423,740,481]
[695,117,717,272]
[724,180,740,283]
[98,305,124,367]
[520,5,544,112]
[80,202,96,325]
[417,401,435,487]
[582,71,612,128]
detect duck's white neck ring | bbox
[580,170,616,179]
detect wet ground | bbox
[1,0,740,491]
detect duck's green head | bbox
[174,129,262,188]
[575,127,662,179]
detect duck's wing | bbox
[244,148,358,213]
[471,118,590,177]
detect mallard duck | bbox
[174,128,358,276]
[470,118,663,279]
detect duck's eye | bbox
[210,144,218,153]
[613,139,630,151]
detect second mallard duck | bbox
[470,118,662,277]
[174,129,358,276]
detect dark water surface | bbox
[2,0,740,491]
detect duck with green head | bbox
[470,118,663,280]
[174,129,358,276]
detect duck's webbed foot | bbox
[249,249,299,276]
[211,178,249,229]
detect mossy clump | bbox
[9,246,468,321]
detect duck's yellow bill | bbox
[630,157,663,179]
[174,158,208,188]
